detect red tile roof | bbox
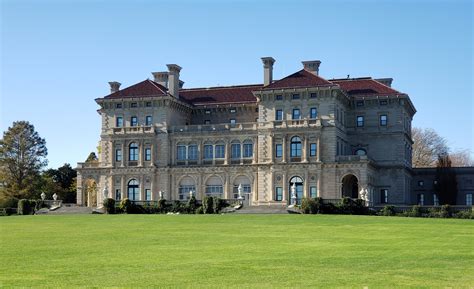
[331,78,401,96]
[179,84,262,105]
[263,69,333,89]
[104,79,168,98]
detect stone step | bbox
[35,206,93,215]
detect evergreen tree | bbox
[434,154,458,205]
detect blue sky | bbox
[1,0,473,169]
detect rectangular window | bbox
[233,184,251,199]
[205,185,223,197]
[145,148,151,161]
[466,194,473,206]
[275,144,283,158]
[275,95,283,101]
[145,116,152,126]
[177,145,186,161]
[145,101,152,107]
[231,143,241,159]
[356,100,364,107]
[310,143,317,157]
[179,186,196,200]
[230,119,236,125]
[243,143,253,158]
[129,145,138,161]
[418,193,424,206]
[418,180,424,187]
[275,109,283,121]
[310,186,317,198]
[130,102,138,108]
[130,116,138,127]
[215,145,225,159]
[188,145,198,160]
[357,116,364,127]
[292,109,301,120]
[204,120,210,124]
[116,103,122,108]
[381,189,388,204]
[434,194,439,206]
[204,145,213,159]
[380,115,387,126]
[310,107,317,119]
[205,109,211,114]
[230,108,236,113]
[115,189,121,201]
[275,187,283,201]
[116,117,123,127]
[145,189,151,201]
[292,94,300,100]
[115,149,122,161]
[310,92,317,98]
[379,100,388,105]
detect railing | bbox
[336,155,369,162]
[170,122,257,133]
[273,119,322,128]
[108,126,155,135]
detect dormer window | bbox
[310,93,317,98]
[131,102,138,108]
[379,100,388,105]
[205,109,211,114]
[292,94,300,100]
[230,108,236,113]
[275,95,283,101]
[116,103,122,108]
[145,102,152,107]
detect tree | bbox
[0,121,48,202]
[85,152,98,162]
[434,154,458,205]
[43,163,77,203]
[449,149,474,167]
[412,127,448,167]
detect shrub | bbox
[427,207,441,218]
[440,204,451,218]
[408,205,423,217]
[380,205,396,216]
[18,199,34,215]
[171,200,184,213]
[186,196,198,214]
[352,199,368,215]
[338,197,354,214]
[321,202,338,214]
[453,210,474,219]
[103,198,115,214]
[196,206,204,214]
[212,197,227,214]
[202,196,214,214]
[119,198,133,214]
[157,199,167,214]
[301,198,320,214]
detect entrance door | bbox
[289,176,304,205]
[127,179,140,201]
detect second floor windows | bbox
[356,116,364,127]
[275,109,283,121]
[275,144,283,158]
[243,141,253,158]
[188,145,198,160]
[380,115,387,126]
[116,117,123,127]
[204,145,213,159]
[129,142,138,161]
[231,143,241,159]
[130,116,138,127]
[145,116,152,126]
[115,149,122,161]
[144,148,151,161]
[310,108,317,119]
[215,145,225,158]
[290,136,302,157]
[292,109,301,120]
[310,143,317,157]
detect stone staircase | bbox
[233,205,297,214]
[35,205,93,215]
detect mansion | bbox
[77,58,418,207]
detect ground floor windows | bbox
[466,194,472,206]
[275,187,283,201]
[145,189,152,201]
[233,184,251,199]
[433,194,439,206]
[310,186,317,198]
[127,179,140,200]
[418,193,424,206]
[381,189,388,203]
[179,185,195,200]
[115,189,121,201]
[205,185,223,197]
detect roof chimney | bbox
[108,81,121,93]
[152,72,168,88]
[179,80,185,88]
[376,78,393,87]
[261,57,275,86]
[302,60,321,75]
[166,64,182,99]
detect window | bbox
[177,145,186,161]
[310,92,317,98]
[215,144,225,159]
[233,184,251,199]
[355,149,366,156]
[116,117,123,127]
[292,94,300,100]
[230,119,236,125]
[380,100,388,105]
[310,143,317,157]
[381,189,388,204]
[204,145,213,159]
[434,194,439,206]
[205,185,223,197]
[230,108,236,113]
[310,186,317,198]
[275,95,283,101]
[275,144,283,158]
[466,194,473,206]
[145,116,152,126]
[356,116,364,127]
[310,108,317,119]
[204,120,210,124]
[231,143,241,159]
[145,189,151,201]
[115,149,122,162]
[179,185,195,200]
[130,102,138,108]
[418,193,424,206]
[116,103,122,108]
[356,100,364,107]
[145,148,151,161]
[380,115,387,126]
[130,116,138,127]
[145,101,152,107]
[129,143,138,161]
[127,179,139,200]
[275,109,283,121]
[290,136,302,157]
[188,145,198,160]
[418,180,424,187]
[243,141,253,158]
[292,109,301,120]
[275,187,283,201]
[205,109,211,114]
[115,189,121,201]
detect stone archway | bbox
[84,179,98,207]
[341,174,358,198]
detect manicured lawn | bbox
[0,214,473,288]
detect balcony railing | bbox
[336,155,369,162]
[273,119,322,128]
[77,162,100,169]
[170,122,257,133]
[108,126,155,135]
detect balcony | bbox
[106,126,155,135]
[170,122,257,134]
[336,155,369,162]
[76,162,100,169]
[273,119,322,129]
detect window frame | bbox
[275,144,283,158]
[116,116,123,128]
[381,189,388,204]
[145,115,152,126]
[310,143,317,157]
[115,148,122,162]
[356,116,364,127]
[275,109,283,121]
[129,143,139,161]
[310,107,318,119]
[290,136,302,157]
[275,187,283,201]
[292,109,301,120]
[130,116,138,127]
[144,148,151,161]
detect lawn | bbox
[0,214,473,288]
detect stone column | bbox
[198,140,203,165]
[139,141,144,167]
[121,176,126,200]
[303,170,309,197]
[303,136,308,163]
[282,171,287,202]
[317,137,321,162]
[282,135,287,163]
[121,142,125,167]
[224,142,229,165]
[140,175,145,201]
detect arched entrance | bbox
[84,179,98,207]
[289,176,303,205]
[127,179,140,201]
[341,174,358,198]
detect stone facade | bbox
[76,58,417,207]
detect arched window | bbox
[205,176,223,198]
[129,142,139,161]
[243,139,253,158]
[290,136,302,157]
[355,149,366,156]
[179,177,196,200]
[231,140,241,159]
[127,179,139,200]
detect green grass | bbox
[0,214,473,288]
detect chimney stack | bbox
[108,81,121,93]
[261,57,275,86]
[166,64,181,99]
[152,72,169,88]
[302,60,321,75]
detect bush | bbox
[321,202,339,214]
[157,199,168,214]
[119,198,133,214]
[408,205,423,217]
[380,205,396,216]
[453,210,474,219]
[202,196,214,214]
[338,197,354,214]
[196,206,204,214]
[171,200,184,213]
[212,197,227,214]
[0,197,18,209]
[103,198,115,214]
[426,207,441,218]
[440,204,451,218]
[17,199,35,215]
[301,198,320,214]
[186,196,198,214]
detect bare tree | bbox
[449,149,474,167]
[412,127,448,167]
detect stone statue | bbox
[40,192,46,201]
[189,190,193,198]
[53,193,58,201]
[103,186,109,199]
[291,183,297,200]
[237,184,243,199]
[159,191,163,199]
